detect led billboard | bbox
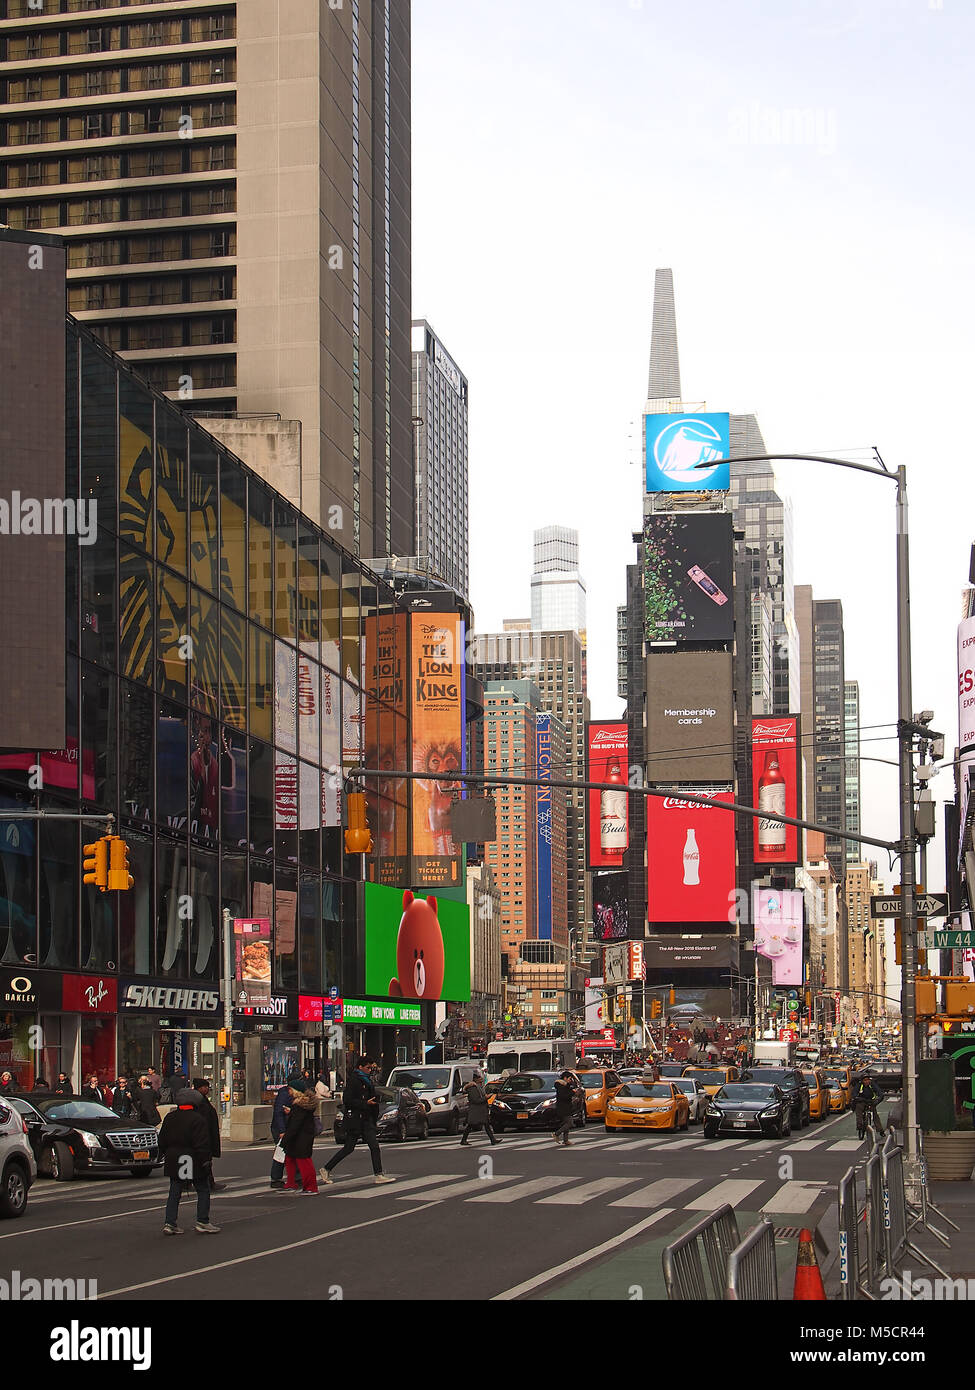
[410,613,465,889]
[645,652,734,782]
[536,713,553,941]
[647,790,736,924]
[585,721,629,869]
[751,715,801,867]
[593,871,628,942]
[644,935,737,970]
[365,612,409,886]
[645,412,730,493]
[364,882,471,1002]
[753,888,804,987]
[643,513,734,642]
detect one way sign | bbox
[871,893,949,918]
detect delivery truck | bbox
[751,1039,795,1065]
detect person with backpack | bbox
[319,1058,396,1187]
[158,1089,220,1235]
[853,1073,883,1140]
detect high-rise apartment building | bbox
[410,319,468,598]
[0,0,413,559]
[845,679,861,839]
[531,525,587,636]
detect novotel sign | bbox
[120,982,221,1013]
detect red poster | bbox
[647,790,736,924]
[586,721,629,869]
[299,995,325,1022]
[751,716,801,867]
[61,974,118,1015]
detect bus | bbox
[577,1039,626,1067]
[485,1038,576,1077]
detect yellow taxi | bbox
[821,1065,852,1112]
[576,1068,624,1121]
[604,1080,690,1132]
[802,1068,829,1122]
[680,1065,739,1098]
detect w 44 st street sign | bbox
[918,930,975,950]
[870,893,948,919]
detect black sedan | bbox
[6,1096,161,1181]
[487,1072,586,1133]
[333,1086,429,1144]
[704,1083,792,1140]
[740,1067,811,1128]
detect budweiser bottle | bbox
[757,751,787,857]
[600,757,628,853]
[682,827,700,885]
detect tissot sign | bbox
[646,790,735,924]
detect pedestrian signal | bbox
[82,838,108,892]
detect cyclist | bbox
[852,1072,883,1140]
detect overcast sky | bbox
[411,0,975,890]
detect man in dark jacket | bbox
[162,1071,188,1105]
[269,1082,292,1189]
[158,1089,219,1235]
[192,1078,226,1190]
[131,1076,161,1126]
[553,1072,576,1147]
[319,1058,395,1187]
[80,1074,107,1105]
[853,1073,883,1139]
[111,1077,135,1118]
[460,1071,500,1147]
[54,1072,73,1095]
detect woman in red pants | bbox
[280,1079,321,1193]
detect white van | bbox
[385,1063,478,1134]
[484,1039,576,1077]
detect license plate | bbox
[132,1150,150,1160]
[517,1112,529,1120]
[733,1121,747,1129]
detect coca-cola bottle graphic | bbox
[682,828,700,885]
[757,751,787,857]
[600,757,628,854]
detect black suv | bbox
[740,1067,810,1128]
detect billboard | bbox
[645,652,734,782]
[364,882,471,1002]
[643,513,734,642]
[751,715,801,867]
[536,713,553,941]
[585,721,629,868]
[644,935,737,970]
[0,232,67,749]
[364,612,409,885]
[233,917,271,1007]
[584,978,605,1031]
[959,616,975,762]
[753,888,804,987]
[603,942,628,987]
[410,612,465,888]
[647,790,736,924]
[593,872,629,942]
[645,412,730,493]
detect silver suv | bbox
[0,1100,35,1218]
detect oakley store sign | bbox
[119,980,221,1014]
[0,970,61,1010]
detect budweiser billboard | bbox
[585,721,629,869]
[750,715,801,868]
[647,790,735,924]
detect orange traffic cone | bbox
[793,1228,827,1300]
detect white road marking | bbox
[705,1140,747,1151]
[685,1179,764,1211]
[760,1181,829,1215]
[396,1175,523,1202]
[828,1140,865,1152]
[490,1210,675,1301]
[466,1176,577,1203]
[536,1176,642,1206]
[330,1173,460,1199]
[608,1177,699,1208]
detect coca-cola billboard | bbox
[646,790,736,924]
[585,721,629,869]
[750,715,801,868]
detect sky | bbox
[410,0,975,891]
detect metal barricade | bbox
[663,1203,740,1300]
[726,1217,778,1300]
[863,1148,885,1296]
[837,1166,859,1301]
[882,1137,908,1273]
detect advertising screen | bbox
[647,790,736,924]
[643,513,734,642]
[233,917,272,1007]
[585,721,629,868]
[645,412,730,493]
[410,613,465,889]
[536,713,553,941]
[644,935,737,970]
[364,881,471,1002]
[751,715,801,867]
[584,979,605,1031]
[364,612,409,885]
[753,888,804,987]
[593,872,628,941]
[959,616,975,762]
[645,652,734,782]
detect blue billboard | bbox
[645,412,730,493]
[536,713,553,941]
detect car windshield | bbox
[618,1083,673,1098]
[498,1074,555,1095]
[579,1074,607,1088]
[716,1085,776,1103]
[745,1069,797,1090]
[388,1068,450,1091]
[822,1070,849,1085]
[681,1069,727,1083]
[487,1050,553,1075]
[5,1097,41,1120]
[672,1079,698,1093]
[40,1101,117,1121]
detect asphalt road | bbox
[0,1106,880,1302]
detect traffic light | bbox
[82,837,108,892]
[668,988,676,1007]
[344,791,373,854]
[107,835,133,891]
[216,1029,230,1048]
[650,999,662,1018]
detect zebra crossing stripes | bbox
[608,1177,699,1209]
[827,1140,864,1152]
[397,1175,524,1202]
[331,1173,460,1199]
[536,1176,642,1206]
[466,1176,577,1204]
[760,1181,830,1215]
[685,1179,765,1211]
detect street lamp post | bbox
[698,452,920,1166]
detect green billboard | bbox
[364,882,470,1002]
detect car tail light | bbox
[22,1120,28,1134]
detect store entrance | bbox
[158,1029,220,1091]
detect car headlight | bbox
[379,1110,399,1123]
[540,1098,556,1108]
[493,1100,510,1111]
[432,1096,447,1105]
[759,1107,779,1118]
[76,1131,101,1149]
[607,1103,621,1111]
[705,1106,720,1117]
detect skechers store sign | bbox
[120,981,221,1013]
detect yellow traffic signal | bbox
[344,791,373,854]
[668,988,676,1007]
[216,1029,230,1049]
[107,836,133,891]
[650,999,662,1018]
[82,838,108,892]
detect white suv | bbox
[0,1100,36,1218]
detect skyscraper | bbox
[411,319,469,598]
[845,679,861,840]
[530,525,587,636]
[0,0,413,559]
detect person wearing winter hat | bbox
[158,1088,220,1234]
[279,1078,321,1194]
